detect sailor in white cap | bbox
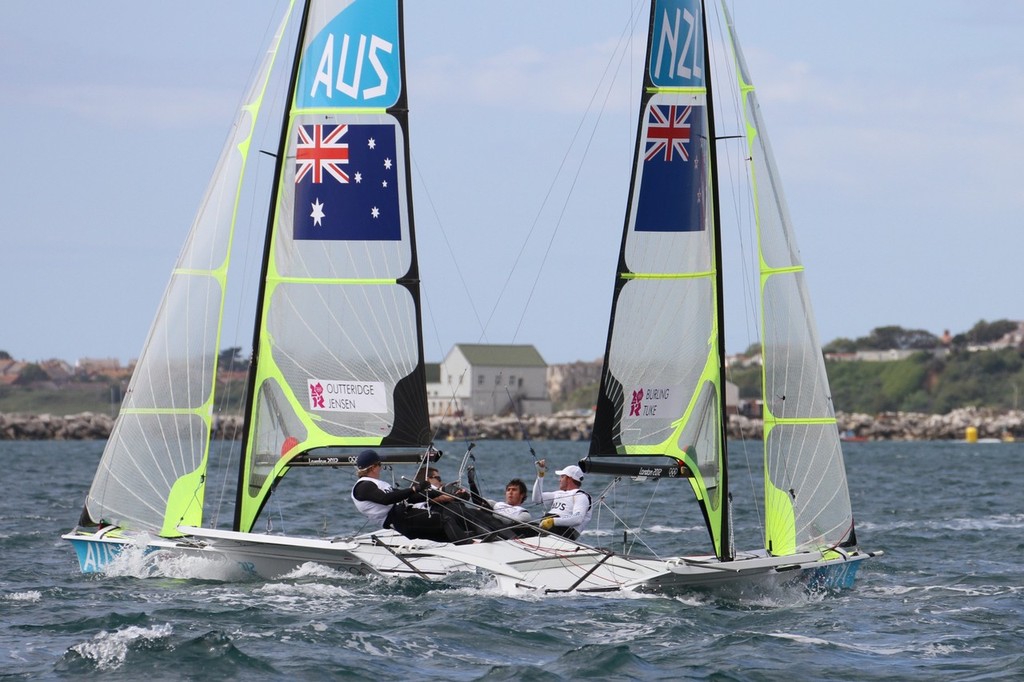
[531,459,592,540]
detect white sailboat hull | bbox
[414,540,880,594]
[63,526,877,595]
[62,526,469,581]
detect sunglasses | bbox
[428,474,442,481]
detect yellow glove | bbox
[539,517,555,530]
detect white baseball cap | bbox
[554,465,584,482]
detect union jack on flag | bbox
[634,101,705,233]
[293,122,402,241]
[644,105,693,163]
[295,124,351,184]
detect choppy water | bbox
[2,438,1022,680]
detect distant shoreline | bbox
[2,407,1021,442]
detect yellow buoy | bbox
[965,426,978,443]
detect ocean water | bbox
[1,438,1022,680]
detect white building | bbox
[428,344,552,418]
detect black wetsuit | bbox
[352,481,473,543]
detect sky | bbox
[2,1,1022,366]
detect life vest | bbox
[351,477,395,526]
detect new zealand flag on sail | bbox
[634,103,705,232]
[293,122,401,241]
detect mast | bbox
[700,0,732,561]
[233,0,312,532]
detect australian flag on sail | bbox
[293,122,401,241]
[634,103,705,232]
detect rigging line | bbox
[429,370,470,447]
[504,385,538,462]
[701,0,760,358]
[590,477,661,558]
[628,476,661,553]
[411,159,488,342]
[484,5,644,344]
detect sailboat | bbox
[63,0,469,580]
[572,0,882,592]
[65,0,879,595]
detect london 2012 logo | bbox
[309,382,326,409]
[630,389,644,416]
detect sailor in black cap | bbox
[350,449,474,543]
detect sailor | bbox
[350,449,424,528]
[350,450,476,543]
[466,468,532,523]
[531,460,592,540]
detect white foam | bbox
[280,561,356,580]
[766,631,905,656]
[101,539,248,581]
[3,590,42,602]
[69,623,172,671]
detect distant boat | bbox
[840,430,868,443]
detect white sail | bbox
[81,4,299,536]
[721,3,854,554]
[590,0,857,560]
[231,0,430,532]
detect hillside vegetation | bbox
[3,321,1022,417]
[726,348,1024,414]
[729,320,1024,414]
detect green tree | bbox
[823,337,857,354]
[15,363,49,385]
[856,325,939,350]
[964,319,1017,344]
[218,347,248,373]
[726,364,761,399]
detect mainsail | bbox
[589,0,729,559]
[234,0,429,533]
[79,3,300,537]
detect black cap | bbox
[356,449,381,469]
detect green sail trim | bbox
[163,466,207,536]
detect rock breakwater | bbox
[3,407,1023,442]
